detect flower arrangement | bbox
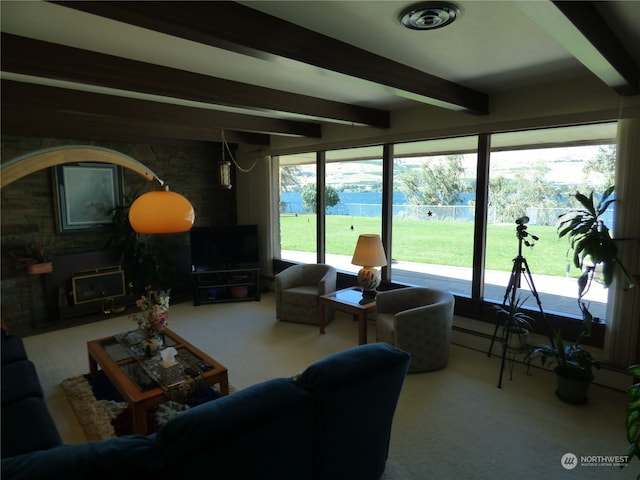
[132,286,170,337]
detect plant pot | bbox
[504,327,529,350]
[555,368,591,404]
[27,262,52,275]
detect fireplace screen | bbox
[72,268,125,304]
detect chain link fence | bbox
[281,201,614,227]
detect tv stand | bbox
[193,267,260,306]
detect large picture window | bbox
[274,121,618,340]
[485,136,616,320]
[325,146,383,275]
[279,156,317,264]
[391,137,478,296]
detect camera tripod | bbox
[487,217,553,388]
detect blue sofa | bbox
[1,331,63,459]
[1,336,410,480]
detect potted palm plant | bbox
[558,186,635,296]
[527,187,633,403]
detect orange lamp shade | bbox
[129,189,195,234]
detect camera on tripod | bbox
[515,215,538,247]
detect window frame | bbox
[275,123,619,348]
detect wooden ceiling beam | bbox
[519,1,638,95]
[1,33,386,129]
[53,1,489,114]
[552,1,638,95]
[1,80,271,145]
[2,104,266,146]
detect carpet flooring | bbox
[23,293,636,479]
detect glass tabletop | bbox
[327,287,376,307]
[103,330,197,393]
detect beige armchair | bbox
[275,264,337,326]
[376,287,455,373]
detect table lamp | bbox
[351,234,387,302]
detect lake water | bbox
[279,191,613,226]
[281,191,475,221]
[281,191,396,216]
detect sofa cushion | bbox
[1,396,62,459]
[1,435,165,480]
[157,377,314,480]
[1,335,28,366]
[1,361,44,406]
[297,343,410,480]
[281,286,320,307]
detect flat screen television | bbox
[190,225,259,271]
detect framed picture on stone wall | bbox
[54,163,123,232]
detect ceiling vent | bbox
[399,2,460,30]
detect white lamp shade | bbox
[351,234,387,267]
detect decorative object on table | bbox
[159,347,183,387]
[141,336,163,356]
[351,233,387,303]
[132,286,170,355]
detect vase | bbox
[141,334,163,356]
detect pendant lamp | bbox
[129,185,195,234]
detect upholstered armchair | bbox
[376,287,455,373]
[275,264,337,326]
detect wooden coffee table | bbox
[319,287,377,345]
[87,328,228,435]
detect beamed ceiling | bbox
[1,1,639,147]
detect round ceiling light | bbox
[399,2,460,30]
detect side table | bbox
[319,287,376,345]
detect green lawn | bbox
[280,214,574,277]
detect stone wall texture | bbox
[1,136,235,335]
